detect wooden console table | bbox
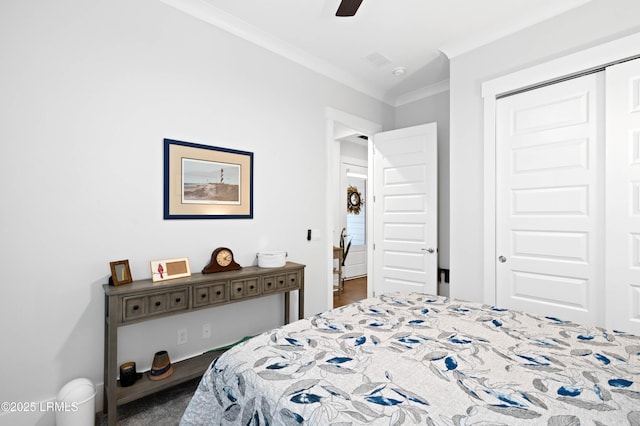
[102,262,305,425]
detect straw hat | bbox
[149,350,174,381]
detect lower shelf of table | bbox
[113,349,226,406]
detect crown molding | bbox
[440,0,592,59]
[159,0,392,105]
[394,79,450,107]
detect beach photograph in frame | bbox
[164,139,253,219]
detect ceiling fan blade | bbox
[336,0,363,16]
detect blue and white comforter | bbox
[181,293,640,425]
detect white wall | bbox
[341,140,368,161]
[395,91,450,269]
[449,0,640,302]
[0,0,393,423]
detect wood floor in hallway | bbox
[333,276,367,308]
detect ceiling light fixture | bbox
[392,67,406,76]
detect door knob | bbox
[422,248,435,253]
[498,256,507,263]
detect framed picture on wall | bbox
[164,138,254,219]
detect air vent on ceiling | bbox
[364,52,391,68]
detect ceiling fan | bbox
[336,0,364,16]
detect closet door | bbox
[495,73,605,327]
[605,58,640,334]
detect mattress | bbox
[181,293,640,425]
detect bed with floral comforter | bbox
[181,293,640,425]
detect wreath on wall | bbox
[347,185,364,215]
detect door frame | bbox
[481,31,640,305]
[325,107,382,309]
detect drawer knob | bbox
[132,305,139,311]
[175,297,181,303]
[267,282,272,287]
[236,287,242,292]
[155,301,161,307]
[250,285,255,290]
[279,280,284,284]
[216,290,221,296]
[201,293,207,299]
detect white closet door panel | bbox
[605,57,640,334]
[496,73,605,327]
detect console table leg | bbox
[284,292,290,324]
[298,279,304,319]
[104,294,119,426]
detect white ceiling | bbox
[161,0,591,105]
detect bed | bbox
[181,293,640,425]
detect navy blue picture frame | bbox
[163,138,254,219]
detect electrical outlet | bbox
[202,323,211,339]
[177,328,188,345]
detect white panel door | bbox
[605,57,640,334]
[373,123,437,295]
[496,73,605,326]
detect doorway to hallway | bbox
[333,125,369,305]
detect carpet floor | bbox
[97,377,200,425]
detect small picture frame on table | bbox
[150,258,191,282]
[109,260,133,286]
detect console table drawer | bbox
[148,294,166,314]
[230,278,260,300]
[123,296,146,321]
[275,274,290,290]
[262,276,277,293]
[122,289,189,322]
[286,272,300,289]
[194,282,228,308]
[276,273,300,290]
[263,272,300,293]
[169,289,189,310]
